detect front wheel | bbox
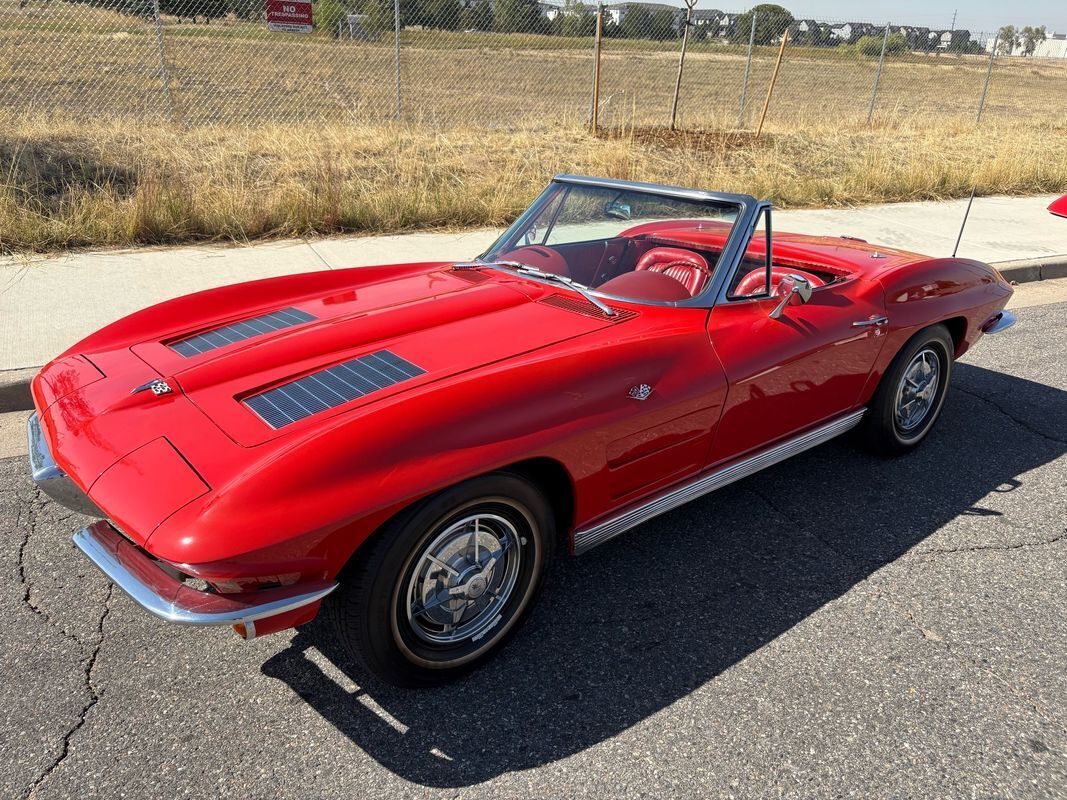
[860,324,954,457]
[329,473,554,687]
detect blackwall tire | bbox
[329,472,554,688]
[860,324,954,457]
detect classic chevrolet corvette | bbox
[28,176,1016,686]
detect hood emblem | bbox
[131,379,173,396]
[628,384,652,401]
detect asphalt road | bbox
[1,302,1065,799]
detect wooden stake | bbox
[670,0,696,131]
[590,4,603,134]
[756,26,789,138]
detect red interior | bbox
[633,247,711,296]
[501,224,855,303]
[733,266,827,298]
[597,270,693,302]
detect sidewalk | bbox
[2,194,1064,376]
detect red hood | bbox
[128,267,617,446]
[34,264,625,542]
[1050,195,1067,218]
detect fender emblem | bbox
[131,379,173,396]
[628,384,652,401]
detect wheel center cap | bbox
[466,576,487,599]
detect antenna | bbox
[952,185,978,257]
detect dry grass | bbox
[2,0,1065,255]
[2,112,1065,253]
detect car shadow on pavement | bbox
[261,362,1066,788]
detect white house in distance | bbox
[985,30,1067,57]
[603,2,684,27]
[536,0,565,22]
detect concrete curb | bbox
[1,256,1065,414]
[992,255,1067,284]
[0,368,38,415]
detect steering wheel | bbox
[497,246,570,277]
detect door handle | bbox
[852,315,889,328]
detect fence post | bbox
[151,0,174,121]
[590,4,603,134]
[755,25,788,138]
[669,0,696,131]
[866,23,890,124]
[393,0,401,119]
[975,45,996,125]
[737,11,757,128]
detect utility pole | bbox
[949,9,957,34]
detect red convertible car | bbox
[28,176,1016,686]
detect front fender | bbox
[148,310,720,578]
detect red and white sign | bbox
[267,0,313,33]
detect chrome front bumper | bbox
[27,412,104,517]
[29,413,336,630]
[74,520,337,628]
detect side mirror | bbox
[769,274,813,319]
[605,201,632,221]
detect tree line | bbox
[59,0,1054,56]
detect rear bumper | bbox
[27,412,103,517]
[981,309,1017,335]
[73,520,337,630]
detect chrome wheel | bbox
[404,513,523,646]
[895,348,940,432]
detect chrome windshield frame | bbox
[480,175,762,310]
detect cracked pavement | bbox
[1,302,1065,799]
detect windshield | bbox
[481,181,741,305]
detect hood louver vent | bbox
[451,270,491,284]
[538,294,638,322]
[168,307,317,357]
[243,350,425,429]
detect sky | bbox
[780,1,1067,33]
[647,1,1067,34]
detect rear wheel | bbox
[329,473,554,687]
[861,324,954,456]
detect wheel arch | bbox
[858,318,957,407]
[498,457,576,544]
[941,315,968,358]
[337,456,577,580]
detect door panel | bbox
[593,311,728,505]
[706,277,888,464]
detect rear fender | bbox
[857,257,1011,404]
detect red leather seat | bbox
[634,247,710,297]
[733,266,826,297]
[597,270,693,302]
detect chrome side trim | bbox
[981,310,1017,335]
[73,521,337,627]
[572,409,866,555]
[27,413,104,517]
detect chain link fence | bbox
[2,0,1065,130]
